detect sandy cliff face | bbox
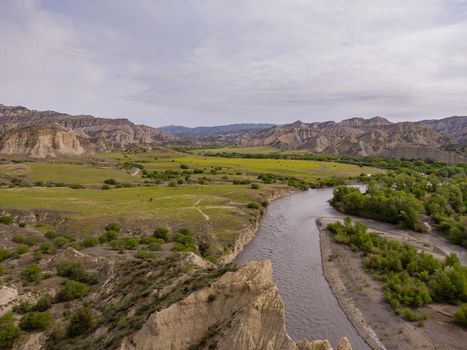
[120,260,352,350]
[0,123,85,158]
[0,104,173,154]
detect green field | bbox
[0,149,380,255]
[0,162,136,185]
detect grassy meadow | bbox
[0,148,380,256]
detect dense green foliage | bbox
[173,228,196,252]
[56,260,97,284]
[19,312,53,331]
[327,218,467,321]
[22,264,42,282]
[57,280,90,302]
[454,304,467,327]
[0,313,21,349]
[331,161,467,247]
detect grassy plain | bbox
[0,148,380,254]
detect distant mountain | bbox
[0,104,173,157]
[160,123,275,137]
[418,116,467,146]
[234,116,466,163]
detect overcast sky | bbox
[1,0,467,127]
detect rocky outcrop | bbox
[419,116,467,146]
[120,260,351,350]
[234,117,466,162]
[0,104,174,154]
[0,122,85,158]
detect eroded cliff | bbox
[120,260,352,350]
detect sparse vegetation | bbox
[19,311,53,331]
[0,313,21,349]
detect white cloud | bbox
[0,0,466,126]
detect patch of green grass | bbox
[27,163,136,185]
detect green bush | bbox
[56,260,97,284]
[153,227,169,241]
[81,236,99,248]
[247,202,260,209]
[19,312,53,331]
[0,216,13,225]
[0,248,13,262]
[99,230,118,243]
[251,184,259,189]
[453,304,467,327]
[66,308,94,337]
[0,264,5,275]
[13,302,33,314]
[110,237,139,250]
[105,222,121,232]
[34,295,53,312]
[104,178,117,185]
[0,313,21,348]
[12,234,38,246]
[101,184,111,190]
[22,264,42,282]
[173,228,196,252]
[57,280,90,302]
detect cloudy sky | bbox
[1,0,467,127]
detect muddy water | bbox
[235,188,371,349]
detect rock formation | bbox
[234,117,466,162]
[120,260,351,350]
[0,122,85,158]
[0,104,173,157]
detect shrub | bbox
[104,178,117,185]
[0,264,5,275]
[12,234,37,246]
[15,244,29,255]
[0,248,12,261]
[454,304,467,327]
[56,261,97,284]
[81,236,99,248]
[247,202,260,209]
[105,222,121,232]
[153,227,169,241]
[37,242,57,254]
[66,308,94,337]
[173,228,196,252]
[110,237,139,250]
[34,295,53,312]
[180,164,189,169]
[52,236,70,249]
[168,181,176,187]
[99,230,118,243]
[19,312,53,331]
[13,302,33,314]
[22,264,42,282]
[101,184,111,190]
[251,184,259,189]
[0,313,21,349]
[0,216,13,225]
[57,280,90,302]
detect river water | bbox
[235,188,372,349]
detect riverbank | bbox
[318,218,467,350]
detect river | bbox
[235,188,372,349]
